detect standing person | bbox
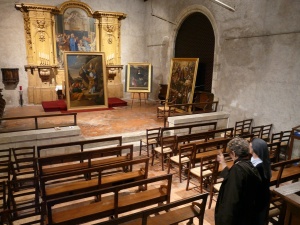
[250,138,271,225]
[215,137,262,225]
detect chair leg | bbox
[179,164,182,183]
[167,158,171,174]
[161,154,164,171]
[151,151,155,166]
[186,171,190,190]
[139,140,142,156]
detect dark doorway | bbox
[175,12,215,93]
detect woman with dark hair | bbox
[250,138,271,225]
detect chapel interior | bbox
[0,0,300,224]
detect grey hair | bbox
[227,137,249,157]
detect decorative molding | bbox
[57,0,94,16]
[93,11,127,20]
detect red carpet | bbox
[42,98,127,112]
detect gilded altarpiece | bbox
[15,0,126,104]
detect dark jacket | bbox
[215,159,262,225]
[254,162,271,225]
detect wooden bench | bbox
[270,157,300,187]
[46,174,172,225]
[40,156,149,201]
[38,144,133,178]
[176,127,233,154]
[97,193,208,225]
[37,136,123,157]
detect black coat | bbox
[215,159,262,225]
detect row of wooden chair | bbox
[231,119,292,161]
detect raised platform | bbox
[167,111,230,135]
[42,98,128,112]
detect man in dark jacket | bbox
[215,137,262,225]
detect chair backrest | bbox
[178,143,196,165]
[0,162,12,183]
[234,119,253,136]
[200,154,219,178]
[0,149,11,164]
[7,176,40,213]
[160,135,177,154]
[251,125,263,139]
[268,142,281,163]
[261,124,273,142]
[11,146,36,173]
[280,130,292,145]
[0,181,7,211]
[146,127,161,145]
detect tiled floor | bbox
[2,99,216,224]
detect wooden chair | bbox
[261,124,273,142]
[233,119,253,136]
[251,125,263,139]
[0,162,12,183]
[270,130,291,161]
[0,181,8,218]
[11,146,37,182]
[152,135,177,171]
[157,99,176,119]
[268,192,286,225]
[7,176,40,219]
[6,202,46,225]
[0,148,11,164]
[167,143,196,183]
[139,127,161,157]
[186,154,219,193]
[207,153,232,209]
[268,142,281,163]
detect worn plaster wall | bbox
[144,0,300,136]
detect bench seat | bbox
[42,157,148,200]
[42,155,130,176]
[46,174,172,225]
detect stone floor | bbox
[3,99,216,224]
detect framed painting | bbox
[55,7,97,68]
[126,63,152,92]
[166,58,199,105]
[64,52,108,110]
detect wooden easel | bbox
[131,92,148,107]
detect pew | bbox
[40,156,149,201]
[46,174,172,225]
[97,193,208,225]
[176,127,233,155]
[38,144,133,177]
[37,136,123,157]
[270,157,300,187]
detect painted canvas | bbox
[64,52,108,110]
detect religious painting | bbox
[55,7,97,68]
[126,63,152,92]
[166,58,199,105]
[64,52,108,110]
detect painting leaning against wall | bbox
[166,58,199,106]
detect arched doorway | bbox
[175,12,215,93]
